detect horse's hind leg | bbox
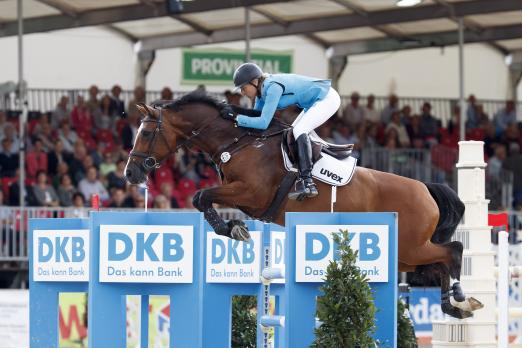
[405,241,483,319]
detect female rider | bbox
[231,62,341,201]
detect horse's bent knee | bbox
[192,190,205,210]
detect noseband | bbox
[129,107,173,171]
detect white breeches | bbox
[292,87,341,138]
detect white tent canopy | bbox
[0,0,522,56]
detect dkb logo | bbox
[211,239,255,264]
[296,225,389,283]
[108,232,184,262]
[270,232,285,285]
[305,232,381,261]
[38,236,86,262]
[99,225,194,283]
[206,231,262,283]
[32,229,90,282]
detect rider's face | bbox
[240,79,258,99]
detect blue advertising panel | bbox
[88,211,204,348]
[408,287,443,337]
[285,212,398,348]
[29,218,90,348]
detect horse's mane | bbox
[161,91,224,112]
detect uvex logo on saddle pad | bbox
[319,168,343,182]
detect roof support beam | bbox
[302,33,330,48]
[104,25,139,42]
[329,23,522,56]
[35,0,138,42]
[0,0,292,37]
[137,0,522,51]
[35,0,77,18]
[250,7,328,48]
[137,0,214,36]
[329,0,403,38]
[433,0,509,54]
[171,16,213,36]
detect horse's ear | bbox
[136,103,155,117]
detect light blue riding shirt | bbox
[236,74,331,130]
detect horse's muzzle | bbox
[125,161,147,185]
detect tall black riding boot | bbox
[288,133,319,201]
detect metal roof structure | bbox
[1,0,522,57]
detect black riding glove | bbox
[230,105,262,117]
[220,103,236,121]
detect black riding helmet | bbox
[233,63,263,91]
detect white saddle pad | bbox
[281,145,357,186]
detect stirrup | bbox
[288,179,318,201]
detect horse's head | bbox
[124,103,178,185]
[125,93,229,185]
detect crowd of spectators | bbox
[337,92,521,209]
[0,85,521,211]
[0,84,220,214]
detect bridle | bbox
[129,107,174,171]
[129,106,219,171]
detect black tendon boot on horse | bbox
[288,133,319,201]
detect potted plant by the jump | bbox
[231,295,257,347]
[398,298,418,348]
[311,229,377,348]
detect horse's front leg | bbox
[192,181,253,241]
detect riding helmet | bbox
[233,63,263,89]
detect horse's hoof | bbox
[442,302,474,319]
[467,297,484,311]
[449,296,484,313]
[227,220,251,241]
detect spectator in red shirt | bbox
[26,138,48,179]
[71,96,93,131]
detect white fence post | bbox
[498,231,509,348]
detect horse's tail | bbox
[411,183,465,286]
[425,183,465,244]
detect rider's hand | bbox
[220,103,236,121]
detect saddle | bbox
[282,129,353,164]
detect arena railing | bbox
[361,147,514,210]
[0,207,247,262]
[342,96,520,127]
[0,88,224,114]
[1,88,519,126]
[0,202,519,262]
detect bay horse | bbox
[124,92,483,319]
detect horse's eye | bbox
[142,130,152,139]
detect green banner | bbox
[182,49,293,85]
